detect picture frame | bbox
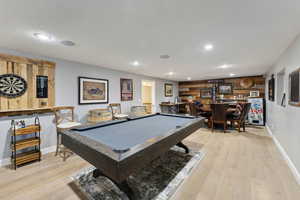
[249,90,260,97]
[218,83,233,94]
[164,83,173,97]
[288,69,300,106]
[268,75,275,101]
[200,88,212,99]
[78,77,109,105]
[120,78,133,101]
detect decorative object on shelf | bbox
[15,120,26,129]
[120,78,133,101]
[165,83,173,97]
[200,88,212,99]
[11,116,41,170]
[249,91,260,97]
[36,75,48,98]
[240,78,254,89]
[0,74,27,98]
[78,77,109,104]
[218,83,233,94]
[288,68,300,106]
[268,75,275,101]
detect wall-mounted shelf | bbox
[0,108,53,117]
[0,106,73,117]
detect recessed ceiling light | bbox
[218,64,232,69]
[131,61,140,66]
[187,77,192,80]
[230,73,235,76]
[160,54,170,59]
[33,33,54,42]
[168,72,174,76]
[61,40,75,46]
[204,44,214,51]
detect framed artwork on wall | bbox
[218,83,233,94]
[268,75,275,101]
[200,88,212,99]
[120,78,133,101]
[165,83,173,97]
[249,91,260,97]
[78,77,109,104]
[289,69,300,106]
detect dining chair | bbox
[53,106,81,160]
[228,103,251,132]
[211,103,230,133]
[188,103,201,116]
[109,103,128,120]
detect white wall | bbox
[266,35,300,175]
[0,47,178,164]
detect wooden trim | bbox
[180,75,264,84]
[0,53,55,67]
[0,106,74,117]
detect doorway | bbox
[141,80,156,113]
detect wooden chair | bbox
[53,106,81,160]
[109,103,128,120]
[228,103,251,132]
[211,103,230,133]
[188,103,201,116]
[143,103,152,114]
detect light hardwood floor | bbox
[0,127,299,200]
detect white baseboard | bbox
[0,158,10,167]
[41,145,57,155]
[0,145,57,167]
[266,125,300,185]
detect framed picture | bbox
[120,78,133,101]
[268,75,275,101]
[200,88,212,99]
[78,77,109,104]
[165,83,173,97]
[249,91,260,97]
[218,83,232,94]
[289,69,300,106]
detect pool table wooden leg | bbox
[92,169,136,200]
[176,142,189,154]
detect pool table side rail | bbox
[61,133,120,181]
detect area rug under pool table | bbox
[71,143,205,200]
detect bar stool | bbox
[53,106,81,161]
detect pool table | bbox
[61,113,204,199]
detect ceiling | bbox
[1,0,300,81]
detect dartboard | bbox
[0,74,27,97]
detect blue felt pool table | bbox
[61,113,204,199]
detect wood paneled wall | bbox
[0,53,55,111]
[179,76,265,104]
